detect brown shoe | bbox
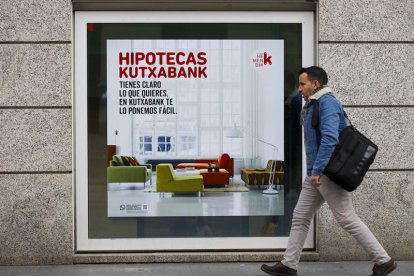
[371,259,397,276]
[261,262,297,276]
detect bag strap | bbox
[343,109,352,126]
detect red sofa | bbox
[176,153,234,177]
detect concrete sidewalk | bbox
[0,261,412,276]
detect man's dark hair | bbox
[299,66,328,85]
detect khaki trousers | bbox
[282,175,390,270]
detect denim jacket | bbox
[302,87,347,176]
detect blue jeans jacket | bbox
[303,92,347,176]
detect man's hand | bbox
[311,175,321,187]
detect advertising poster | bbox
[106,39,284,217]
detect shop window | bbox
[75,11,314,251]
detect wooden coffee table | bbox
[199,169,230,186]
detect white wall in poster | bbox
[107,39,284,164]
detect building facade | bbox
[0,0,413,265]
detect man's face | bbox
[297,72,320,101]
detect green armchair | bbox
[107,155,152,187]
[156,163,203,195]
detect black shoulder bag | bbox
[311,99,378,192]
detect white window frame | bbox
[74,11,314,252]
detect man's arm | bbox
[312,96,342,177]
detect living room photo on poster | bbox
[106,39,284,218]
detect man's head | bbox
[297,66,328,101]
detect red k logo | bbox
[264,52,272,65]
[251,49,274,70]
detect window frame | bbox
[74,11,314,252]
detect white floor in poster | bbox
[107,177,285,217]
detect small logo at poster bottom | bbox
[119,203,148,212]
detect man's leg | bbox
[281,176,325,270]
[318,175,391,264]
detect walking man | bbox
[261,66,396,276]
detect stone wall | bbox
[318,0,414,260]
[0,0,73,265]
[0,0,413,265]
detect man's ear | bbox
[312,79,320,89]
